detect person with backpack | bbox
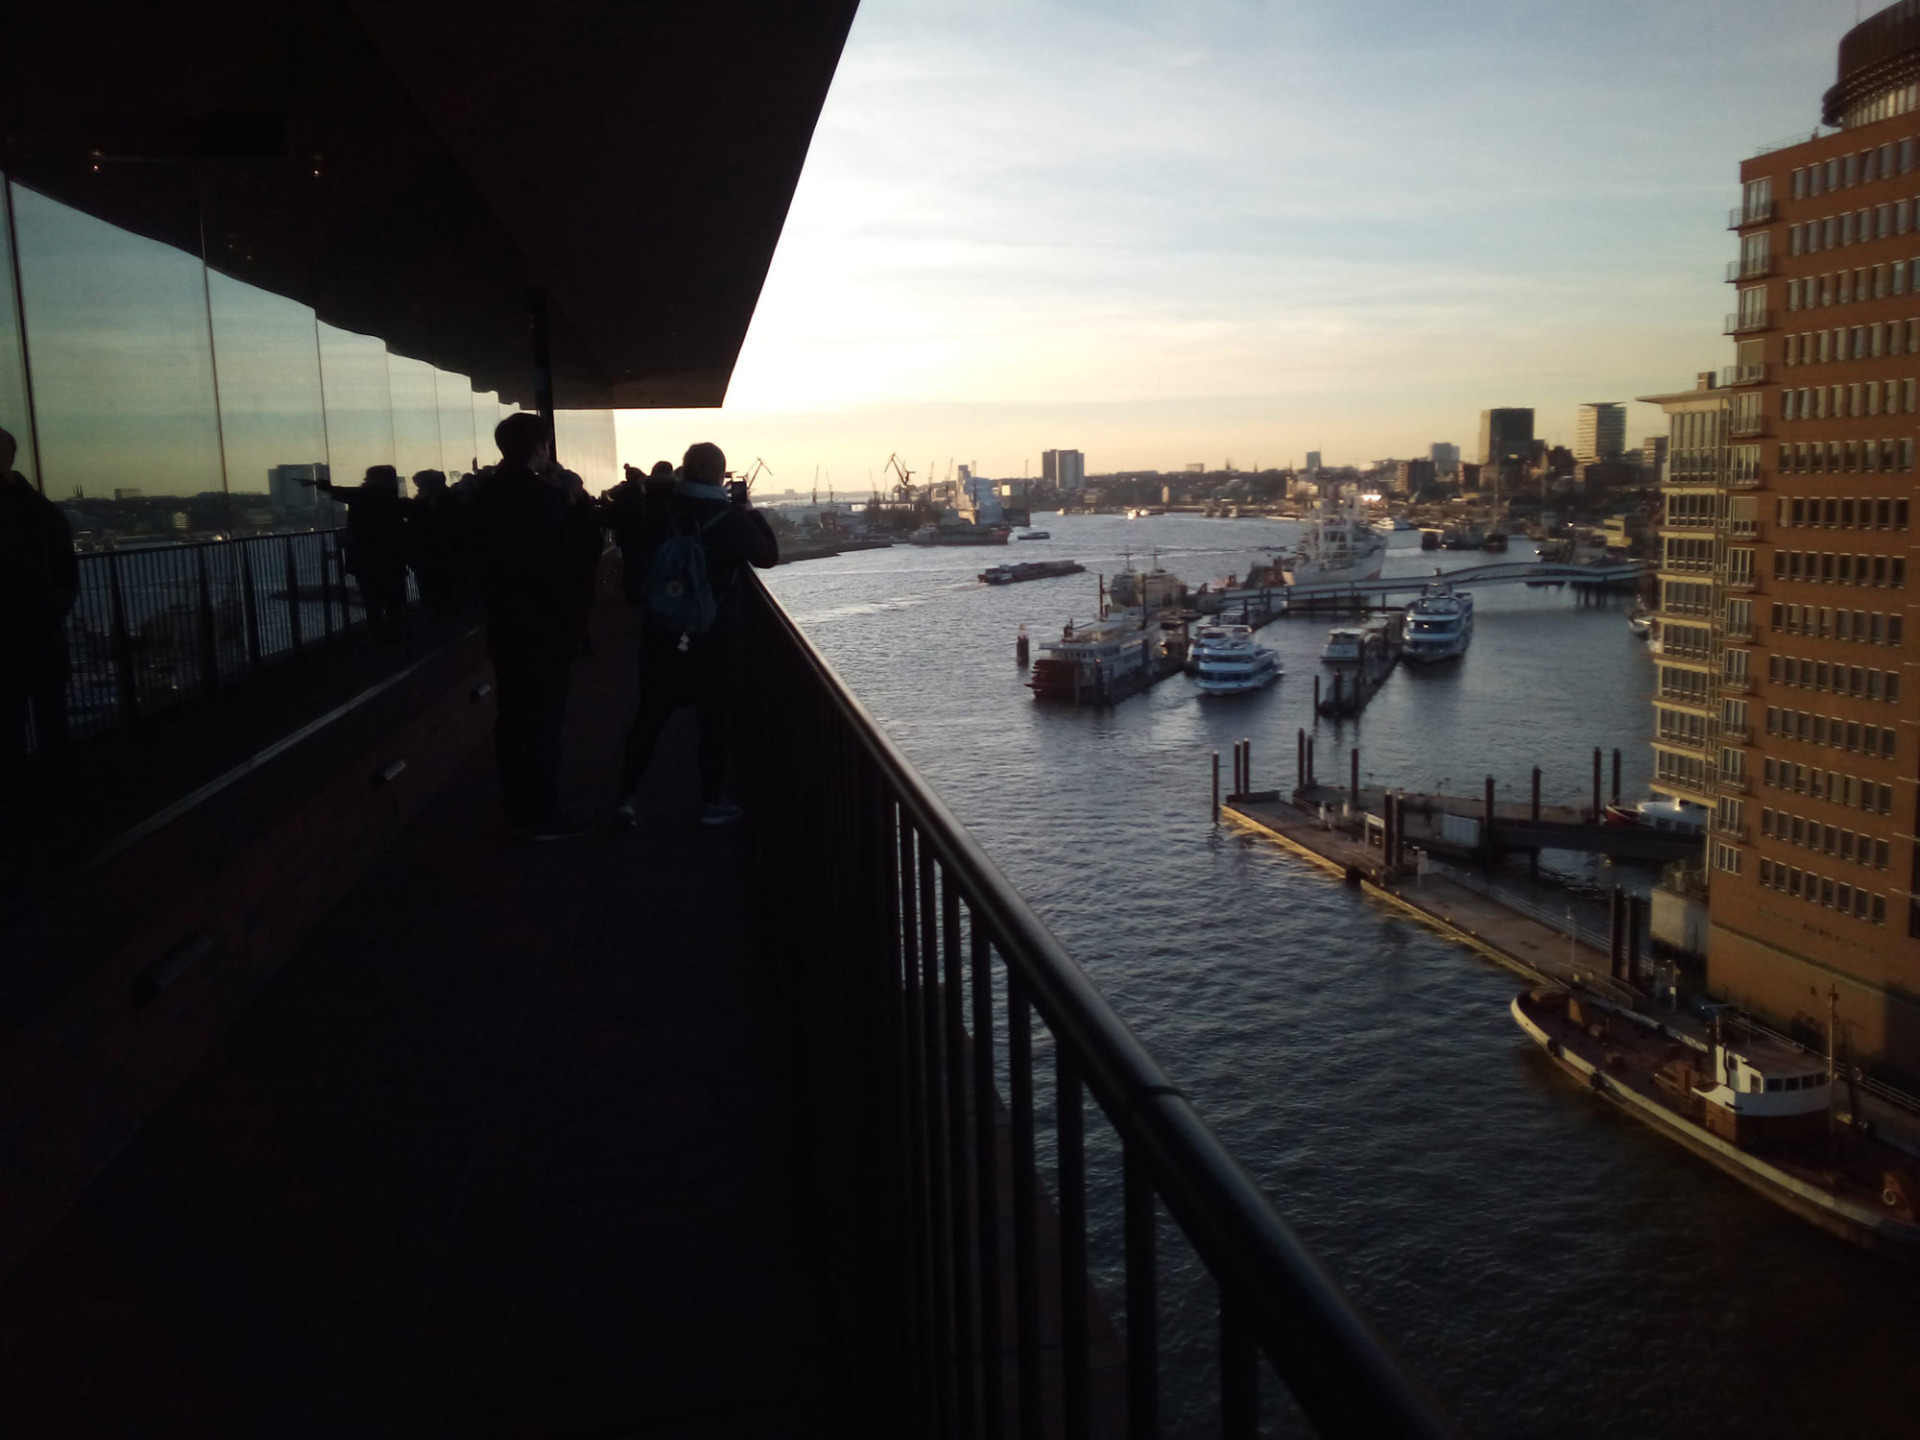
[612,441,777,828]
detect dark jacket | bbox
[0,473,78,659]
[631,486,779,613]
[468,463,579,646]
[315,480,407,574]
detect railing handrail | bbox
[747,576,1462,1439]
[73,524,345,559]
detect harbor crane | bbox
[885,453,915,504]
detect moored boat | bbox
[1016,529,1051,540]
[910,521,1013,546]
[1283,487,1388,586]
[1401,583,1474,661]
[1512,987,1920,1255]
[1194,632,1281,694]
[1029,615,1167,704]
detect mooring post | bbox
[1608,887,1625,980]
[1313,673,1321,713]
[1296,728,1305,789]
[1350,747,1360,813]
[1212,750,1220,822]
[1591,746,1602,820]
[1531,766,1542,822]
[1611,748,1622,805]
[1484,775,1495,830]
[1628,894,1645,987]
[1245,737,1253,794]
[1306,734,1315,786]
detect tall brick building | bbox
[1702,0,1920,1073]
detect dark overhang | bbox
[4,0,859,409]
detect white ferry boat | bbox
[1402,583,1473,662]
[1195,632,1281,694]
[1188,623,1250,667]
[1283,487,1388,586]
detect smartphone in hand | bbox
[728,478,749,506]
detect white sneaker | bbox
[698,800,743,827]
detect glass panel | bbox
[317,321,394,490]
[0,175,36,490]
[12,180,224,542]
[471,388,500,466]
[556,409,618,495]
[206,270,330,534]
[434,366,476,476]
[386,353,442,489]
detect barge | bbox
[979,560,1086,585]
[1512,987,1920,1255]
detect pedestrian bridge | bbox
[1213,558,1652,611]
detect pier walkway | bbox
[0,606,843,1437]
[1291,782,1702,864]
[1212,558,1651,615]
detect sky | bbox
[617,0,1874,489]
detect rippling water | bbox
[767,513,1920,1440]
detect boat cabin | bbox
[1694,1032,1833,1147]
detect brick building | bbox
[1707,0,1920,1072]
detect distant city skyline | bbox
[615,0,1867,483]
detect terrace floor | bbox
[0,606,844,1438]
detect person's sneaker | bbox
[524,810,594,842]
[610,796,637,830]
[698,800,743,827]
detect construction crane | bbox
[885,453,915,503]
[738,457,772,494]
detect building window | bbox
[1714,843,1743,876]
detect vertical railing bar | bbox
[1008,975,1042,1437]
[1124,1143,1159,1440]
[1219,1284,1259,1440]
[942,878,975,1439]
[921,843,954,1440]
[971,922,1004,1440]
[901,821,934,1437]
[1057,1053,1090,1440]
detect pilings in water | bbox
[1015,626,1030,667]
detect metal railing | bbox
[737,578,1459,1439]
[1728,202,1776,227]
[53,529,373,746]
[1725,257,1774,282]
[1724,309,1773,334]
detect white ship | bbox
[1194,630,1281,694]
[1283,488,1388,586]
[1402,583,1473,661]
[1322,617,1392,665]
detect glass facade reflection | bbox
[0,176,619,546]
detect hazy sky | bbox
[618,0,1870,487]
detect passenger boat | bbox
[1283,488,1388,586]
[1029,615,1164,704]
[1194,632,1281,694]
[1108,559,1184,609]
[1512,988,1920,1255]
[1322,617,1391,665]
[1627,608,1652,637]
[1189,623,1252,669]
[978,560,1086,585]
[1016,530,1051,541]
[1401,583,1474,661]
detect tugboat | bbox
[1512,988,1920,1254]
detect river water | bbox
[765,512,1920,1440]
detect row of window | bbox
[1787,203,1920,255]
[1780,380,1913,418]
[1764,705,1900,759]
[1784,263,1920,307]
[1770,603,1904,645]
[1663,536,1716,572]
[1790,142,1917,200]
[1771,548,1907,585]
[1656,706,1710,747]
[1776,495,1910,529]
[1767,652,1902,702]
[1760,808,1892,870]
[1657,749,1709,791]
[1762,756,1897,814]
[1658,664,1712,704]
[1754,858,1889,926]
[1662,621,1713,658]
[1783,320,1920,361]
[1777,439,1914,474]
[1660,581,1714,617]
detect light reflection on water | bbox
[768,513,1920,1439]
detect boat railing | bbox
[736,576,1459,1439]
[1733,1013,1920,1120]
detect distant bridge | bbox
[1206,559,1653,613]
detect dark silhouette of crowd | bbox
[3,409,778,845]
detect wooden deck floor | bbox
[0,607,844,1438]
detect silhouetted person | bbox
[608,460,676,604]
[406,469,472,619]
[470,414,589,839]
[561,467,603,654]
[306,465,409,633]
[0,427,77,799]
[613,442,777,828]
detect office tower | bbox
[1305,451,1322,473]
[1044,449,1086,489]
[1686,0,1920,1071]
[1574,403,1627,463]
[1476,408,1534,466]
[1641,435,1669,478]
[1429,442,1460,475]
